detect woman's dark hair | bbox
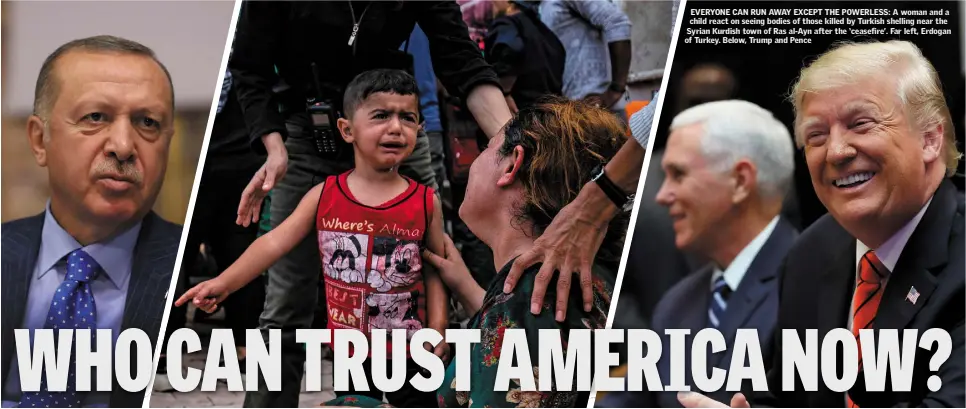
[498,96,631,266]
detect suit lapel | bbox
[684,269,714,333]
[716,219,797,365]
[120,212,171,341]
[874,181,955,332]
[1,213,45,382]
[113,213,174,406]
[820,239,856,335]
[681,269,716,382]
[718,220,797,331]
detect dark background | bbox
[655,0,965,229]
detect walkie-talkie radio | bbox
[306,62,347,159]
[307,99,341,155]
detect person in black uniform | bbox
[227,2,513,406]
[230,2,655,405]
[485,0,566,113]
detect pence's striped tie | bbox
[708,276,732,328]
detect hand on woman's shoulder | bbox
[489,260,615,329]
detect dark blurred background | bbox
[655,0,965,228]
[609,0,965,362]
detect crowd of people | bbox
[156,1,662,408]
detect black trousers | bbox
[335,357,438,408]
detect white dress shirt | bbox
[848,197,932,331]
[711,216,781,291]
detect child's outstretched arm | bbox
[175,182,325,311]
[423,194,451,361]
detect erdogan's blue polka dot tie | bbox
[19,249,100,408]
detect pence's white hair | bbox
[670,99,795,200]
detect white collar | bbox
[855,197,932,273]
[712,216,780,291]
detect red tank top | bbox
[316,170,434,357]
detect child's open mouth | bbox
[380,141,407,150]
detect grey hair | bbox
[33,35,175,118]
[670,99,795,200]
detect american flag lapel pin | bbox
[906,286,920,305]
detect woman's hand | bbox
[175,278,231,313]
[423,339,452,364]
[422,234,473,285]
[423,234,486,315]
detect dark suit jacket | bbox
[597,217,798,408]
[1,211,182,408]
[750,180,965,408]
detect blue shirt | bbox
[402,24,442,133]
[3,203,141,407]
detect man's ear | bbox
[337,117,353,143]
[497,145,525,187]
[27,115,48,167]
[921,122,944,165]
[731,159,757,204]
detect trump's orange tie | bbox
[848,250,887,408]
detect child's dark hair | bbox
[343,69,419,118]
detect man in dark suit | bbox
[1,35,182,408]
[679,40,964,408]
[598,100,798,408]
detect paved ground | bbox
[149,352,337,408]
[148,307,338,408]
[150,260,473,408]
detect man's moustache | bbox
[92,160,142,185]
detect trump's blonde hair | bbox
[789,40,960,176]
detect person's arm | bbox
[566,0,633,108]
[505,137,645,321]
[628,93,658,148]
[176,182,324,311]
[423,194,451,361]
[499,75,519,114]
[466,84,515,137]
[422,234,486,317]
[230,1,291,226]
[598,40,632,108]
[230,1,289,153]
[416,1,512,139]
[500,2,642,320]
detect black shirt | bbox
[229,1,501,153]
[484,7,565,110]
[207,85,264,172]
